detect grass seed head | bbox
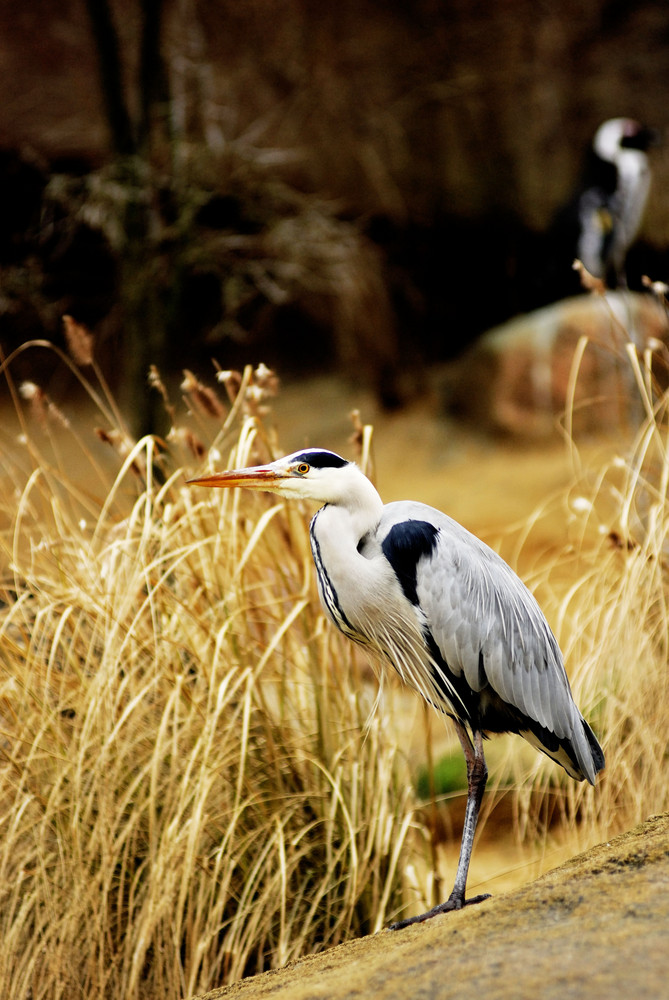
[63,314,95,366]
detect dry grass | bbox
[2,316,669,998]
[0,353,414,999]
[497,317,669,844]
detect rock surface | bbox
[449,293,669,436]
[190,813,669,1000]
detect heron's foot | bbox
[389,892,491,931]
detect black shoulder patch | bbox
[293,449,348,469]
[381,519,439,606]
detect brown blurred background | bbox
[1,0,668,433]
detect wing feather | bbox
[380,501,603,783]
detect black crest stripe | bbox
[293,449,348,470]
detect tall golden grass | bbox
[494,322,669,845]
[0,354,414,999]
[1,325,669,998]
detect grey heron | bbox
[575,117,657,287]
[189,448,604,929]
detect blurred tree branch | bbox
[84,0,136,157]
[84,0,173,437]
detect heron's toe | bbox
[389,892,491,930]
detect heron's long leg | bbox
[449,721,489,903]
[389,721,490,931]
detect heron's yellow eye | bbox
[295,463,310,475]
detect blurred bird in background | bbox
[577,118,658,286]
[544,117,659,298]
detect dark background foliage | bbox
[1,0,668,430]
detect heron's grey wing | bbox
[382,503,603,782]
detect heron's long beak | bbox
[187,466,282,490]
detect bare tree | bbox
[84,0,173,437]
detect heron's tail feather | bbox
[520,717,604,784]
[582,718,606,779]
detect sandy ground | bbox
[191,812,669,1000]
[2,365,608,541]
[270,373,582,534]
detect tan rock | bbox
[450,293,669,436]
[189,813,669,1000]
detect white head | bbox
[188,447,381,509]
[593,117,657,165]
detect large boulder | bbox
[449,292,669,436]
